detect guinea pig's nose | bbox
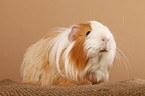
[100,38,109,52]
[102,38,109,43]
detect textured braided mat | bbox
[0,79,145,96]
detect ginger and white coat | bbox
[21,21,116,86]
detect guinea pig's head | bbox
[68,21,116,78]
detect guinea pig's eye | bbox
[86,31,91,36]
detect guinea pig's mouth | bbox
[99,49,108,53]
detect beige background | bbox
[0,0,145,82]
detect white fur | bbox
[49,29,70,77]
[83,21,116,81]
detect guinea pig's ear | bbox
[68,25,80,42]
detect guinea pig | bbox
[21,21,116,86]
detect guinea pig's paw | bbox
[94,70,107,82]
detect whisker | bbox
[117,48,129,66]
[112,16,131,79]
[116,47,131,78]
[115,50,123,70]
[114,16,125,34]
[115,37,127,43]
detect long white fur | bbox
[64,41,75,79]
[83,21,116,81]
[47,28,71,77]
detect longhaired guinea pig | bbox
[21,21,116,86]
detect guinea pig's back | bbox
[21,28,69,85]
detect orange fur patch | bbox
[69,24,92,77]
[77,24,92,36]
